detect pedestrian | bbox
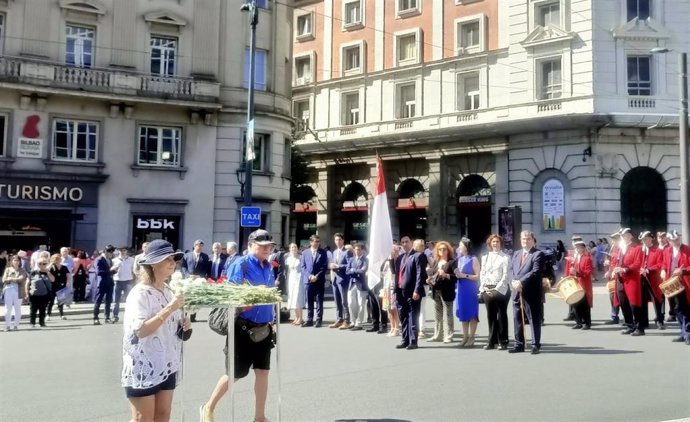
[93,245,117,325]
[415,239,429,339]
[454,237,480,347]
[113,247,135,324]
[285,243,305,325]
[17,250,31,273]
[60,247,75,273]
[328,233,352,329]
[48,253,71,320]
[427,241,456,344]
[300,235,328,327]
[133,242,149,282]
[209,242,228,281]
[384,245,401,336]
[345,242,369,331]
[200,229,276,422]
[394,237,427,350]
[639,231,665,329]
[660,230,690,345]
[566,240,594,330]
[222,242,240,277]
[509,231,545,354]
[479,234,511,350]
[182,240,210,323]
[3,254,28,331]
[27,258,54,328]
[613,228,645,336]
[121,239,190,422]
[72,251,90,302]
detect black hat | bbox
[139,239,184,265]
[104,245,116,253]
[248,229,275,246]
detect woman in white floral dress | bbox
[285,243,305,325]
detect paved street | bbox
[1,286,689,422]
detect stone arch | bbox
[620,166,667,233]
[397,178,426,199]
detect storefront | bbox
[456,175,493,246]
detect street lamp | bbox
[236,161,246,198]
[240,0,259,208]
[651,47,689,240]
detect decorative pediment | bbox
[144,11,187,27]
[612,18,670,40]
[521,25,575,48]
[59,0,107,16]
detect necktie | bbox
[313,250,317,260]
[521,251,527,265]
[213,258,218,278]
[398,254,408,287]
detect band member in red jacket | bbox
[639,231,665,330]
[612,228,645,336]
[565,240,593,330]
[603,230,622,325]
[660,230,690,345]
[657,231,676,322]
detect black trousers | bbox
[29,295,49,326]
[642,278,664,324]
[94,281,114,320]
[398,296,420,346]
[573,298,591,327]
[512,292,542,349]
[484,291,509,346]
[616,280,634,326]
[367,287,388,327]
[73,275,88,302]
[306,281,325,322]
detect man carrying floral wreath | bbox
[200,229,276,422]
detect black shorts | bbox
[124,372,177,398]
[224,323,273,380]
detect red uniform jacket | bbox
[616,244,643,307]
[565,253,593,307]
[661,244,690,303]
[608,246,621,306]
[642,246,664,303]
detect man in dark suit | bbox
[221,241,240,277]
[329,233,352,329]
[301,235,329,327]
[182,239,211,278]
[509,230,545,354]
[209,242,228,280]
[394,237,427,350]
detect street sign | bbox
[240,206,262,227]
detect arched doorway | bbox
[292,185,318,248]
[620,167,667,233]
[456,174,492,246]
[341,182,369,242]
[396,178,427,240]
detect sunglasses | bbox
[38,262,48,266]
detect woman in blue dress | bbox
[454,237,481,347]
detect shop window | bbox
[52,119,98,162]
[243,48,267,91]
[65,25,95,68]
[151,36,177,76]
[138,126,182,167]
[627,56,652,96]
[627,0,650,21]
[242,132,270,172]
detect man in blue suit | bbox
[221,241,240,278]
[394,237,427,350]
[509,230,545,354]
[182,239,211,278]
[345,242,368,331]
[329,233,352,329]
[209,242,228,280]
[301,235,328,327]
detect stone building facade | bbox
[0,0,293,252]
[292,0,688,248]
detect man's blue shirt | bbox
[226,254,275,323]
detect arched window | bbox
[397,179,426,199]
[457,174,491,197]
[620,167,667,233]
[342,182,368,207]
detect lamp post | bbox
[241,0,259,208]
[236,161,246,198]
[651,48,689,240]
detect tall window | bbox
[397,33,417,63]
[342,92,360,126]
[295,56,312,82]
[343,45,361,72]
[244,48,267,91]
[242,132,270,171]
[296,14,312,38]
[53,119,98,162]
[457,73,480,110]
[627,0,651,21]
[399,0,418,13]
[65,25,95,68]
[344,1,362,26]
[539,59,562,99]
[537,2,560,28]
[294,100,310,129]
[138,126,182,167]
[0,114,6,157]
[397,84,416,119]
[0,14,5,56]
[458,21,480,50]
[627,56,651,96]
[151,36,177,76]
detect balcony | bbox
[0,57,220,105]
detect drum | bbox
[606,280,616,294]
[659,276,686,298]
[555,276,586,305]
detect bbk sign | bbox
[136,218,176,230]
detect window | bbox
[343,45,361,73]
[458,21,480,50]
[344,0,362,27]
[0,14,5,56]
[52,119,98,162]
[0,114,6,157]
[342,92,360,126]
[627,0,650,21]
[243,48,267,91]
[457,72,480,110]
[538,59,562,99]
[295,55,312,83]
[627,56,651,96]
[296,13,312,38]
[138,126,182,167]
[397,84,416,118]
[397,33,417,63]
[398,0,418,14]
[283,141,292,178]
[537,2,560,28]
[294,100,310,129]
[242,132,270,172]
[150,36,177,76]
[65,25,95,68]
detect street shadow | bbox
[336,419,412,422]
[19,326,82,332]
[540,345,642,355]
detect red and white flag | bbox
[367,156,393,289]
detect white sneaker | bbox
[61,316,67,320]
[3,327,9,332]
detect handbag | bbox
[237,317,272,343]
[56,287,74,306]
[208,307,229,336]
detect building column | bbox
[316,167,332,243]
[493,151,509,234]
[427,158,444,242]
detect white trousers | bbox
[348,287,368,326]
[4,288,21,328]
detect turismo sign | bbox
[0,183,83,202]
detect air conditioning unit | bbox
[456,47,466,55]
